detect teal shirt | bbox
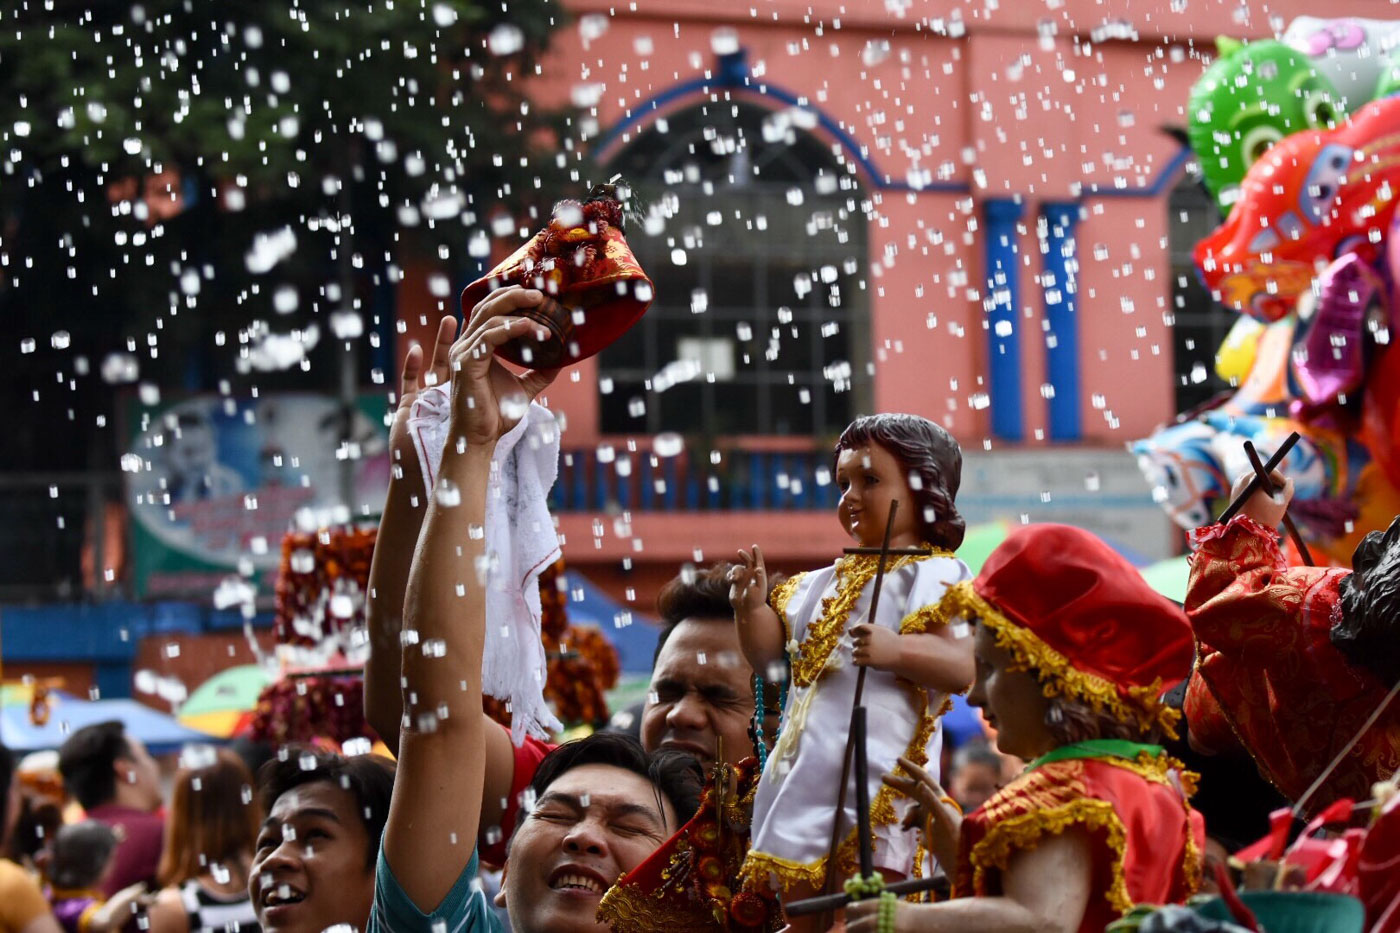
[367,845,503,933]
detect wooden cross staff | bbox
[1242,440,1314,566]
[786,500,944,924]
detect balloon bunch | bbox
[1135,20,1400,564]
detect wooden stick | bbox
[1243,441,1314,566]
[786,875,946,917]
[852,708,873,880]
[1216,432,1301,524]
[818,501,900,927]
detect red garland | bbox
[252,526,379,746]
[248,675,379,747]
[273,526,377,646]
[260,532,619,740]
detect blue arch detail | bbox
[593,50,966,193]
[594,49,1192,200]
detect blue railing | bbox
[551,447,841,513]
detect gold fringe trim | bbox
[739,847,835,894]
[744,548,957,894]
[769,573,804,644]
[898,604,947,635]
[969,798,1134,916]
[936,582,1182,739]
[787,551,931,688]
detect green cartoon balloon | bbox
[1187,38,1347,215]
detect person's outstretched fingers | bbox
[465,284,543,336]
[399,343,423,402]
[423,314,458,388]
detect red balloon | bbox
[1196,97,1400,323]
[1363,339,1400,489]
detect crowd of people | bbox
[0,287,1396,933]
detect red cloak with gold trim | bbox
[1184,516,1400,812]
[954,754,1204,933]
[597,758,782,932]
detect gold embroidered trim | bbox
[898,604,946,635]
[768,572,804,644]
[936,582,1182,739]
[788,549,951,689]
[970,798,1134,916]
[597,881,718,932]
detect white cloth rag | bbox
[408,385,563,744]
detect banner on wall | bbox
[124,393,390,600]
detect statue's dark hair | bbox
[1334,514,1400,685]
[835,413,965,551]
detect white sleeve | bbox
[897,556,971,633]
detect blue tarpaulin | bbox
[563,570,661,674]
[1,691,219,755]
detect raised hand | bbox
[728,545,770,619]
[449,285,561,447]
[391,314,457,482]
[886,754,962,869]
[1231,469,1294,530]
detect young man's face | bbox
[115,735,163,811]
[249,781,376,933]
[499,763,678,933]
[641,617,757,767]
[949,760,1001,812]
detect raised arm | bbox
[364,314,457,750]
[728,545,787,678]
[1186,471,1317,660]
[384,286,558,912]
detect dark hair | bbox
[1334,515,1400,685]
[951,740,1003,775]
[48,820,118,890]
[57,721,131,810]
[0,741,14,840]
[1044,697,1166,746]
[256,748,396,870]
[653,562,737,666]
[835,413,965,551]
[524,733,702,830]
[7,797,64,864]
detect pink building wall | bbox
[397,0,1385,606]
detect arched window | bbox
[1167,174,1235,414]
[599,101,871,437]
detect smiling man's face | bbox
[499,763,678,933]
[249,781,376,933]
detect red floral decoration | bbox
[251,526,379,747]
[249,674,378,747]
[273,525,377,646]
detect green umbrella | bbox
[957,520,1012,576]
[1139,555,1192,604]
[958,520,1191,604]
[179,665,272,718]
